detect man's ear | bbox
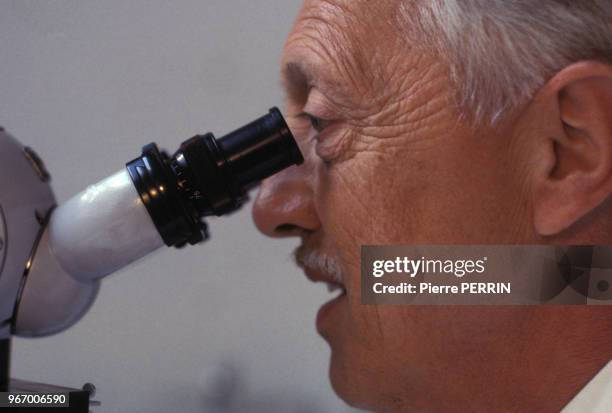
[531,61,612,236]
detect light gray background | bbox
[0,1,363,412]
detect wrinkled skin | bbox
[252,1,612,412]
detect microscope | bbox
[0,108,303,411]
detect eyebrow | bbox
[281,60,316,100]
[281,59,349,107]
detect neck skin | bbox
[387,308,612,413]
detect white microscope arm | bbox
[13,169,164,337]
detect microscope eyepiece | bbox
[126,107,303,248]
[217,107,303,190]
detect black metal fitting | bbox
[126,107,303,248]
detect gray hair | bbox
[401,0,612,124]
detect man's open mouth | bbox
[306,267,347,332]
[294,245,347,314]
[301,265,347,297]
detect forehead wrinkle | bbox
[282,3,375,110]
[303,0,357,22]
[302,3,371,97]
[282,33,355,109]
[299,1,413,110]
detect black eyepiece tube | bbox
[126,107,303,248]
[218,107,303,190]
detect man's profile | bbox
[252,1,612,411]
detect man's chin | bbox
[316,293,387,410]
[328,350,360,408]
[328,350,382,412]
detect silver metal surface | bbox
[13,225,100,337]
[0,130,56,339]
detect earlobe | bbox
[532,62,612,237]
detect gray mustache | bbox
[294,244,344,285]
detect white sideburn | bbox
[48,169,164,282]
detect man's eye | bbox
[305,113,329,133]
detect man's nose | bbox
[252,164,319,238]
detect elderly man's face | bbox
[254,0,547,411]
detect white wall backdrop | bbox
[0,1,363,411]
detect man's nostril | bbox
[275,224,299,234]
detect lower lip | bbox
[316,292,346,332]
